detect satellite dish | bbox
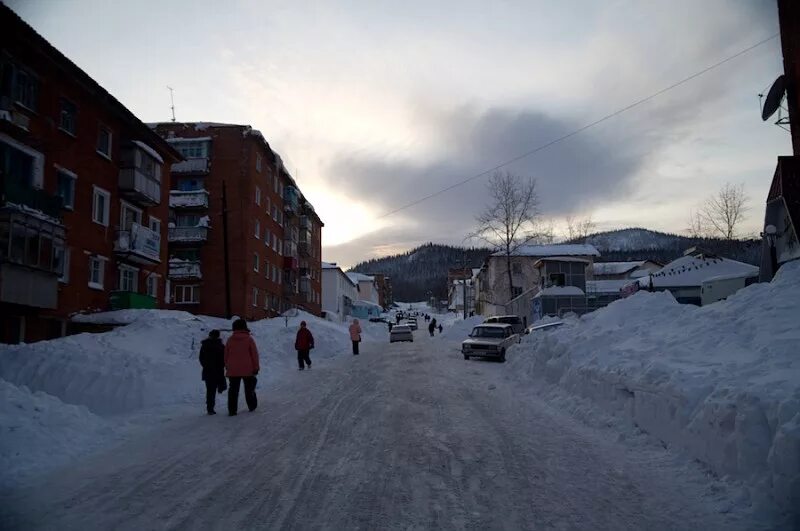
[761,74,786,121]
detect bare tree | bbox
[472,170,540,302]
[698,183,749,240]
[565,215,595,242]
[686,208,707,238]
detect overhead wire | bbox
[378,33,780,219]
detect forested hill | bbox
[350,230,762,302]
[350,243,492,302]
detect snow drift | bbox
[511,260,800,517]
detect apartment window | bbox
[255,186,261,206]
[254,219,260,238]
[13,67,39,111]
[253,253,259,272]
[511,286,523,297]
[272,234,278,251]
[58,98,77,135]
[278,269,282,284]
[148,216,161,234]
[277,211,282,226]
[252,287,258,307]
[55,246,70,283]
[173,140,209,158]
[512,262,522,275]
[177,177,204,191]
[264,227,270,245]
[174,284,200,304]
[146,274,158,297]
[272,265,277,283]
[96,126,112,159]
[119,265,138,292]
[88,256,105,289]
[92,186,110,226]
[256,154,262,172]
[120,201,142,231]
[274,175,278,193]
[266,196,271,213]
[265,260,270,277]
[272,205,278,220]
[56,168,76,209]
[176,213,200,227]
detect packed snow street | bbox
[0,325,761,530]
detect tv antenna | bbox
[759,74,790,132]
[167,86,176,122]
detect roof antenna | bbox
[167,86,176,122]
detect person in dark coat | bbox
[438,324,443,334]
[428,318,437,337]
[295,321,314,370]
[199,330,226,415]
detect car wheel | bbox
[499,349,506,362]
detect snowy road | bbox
[2,334,744,530]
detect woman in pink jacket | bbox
[224,319,260,416]
[348,318,362,355]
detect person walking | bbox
[428,318,437,337]
[199,329,226,415]
[438,324,443,334]
[295,321,314,370]
[349,318,362,355]
[224,319,260,416]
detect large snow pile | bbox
[510,260,800,517]
[438,316,484,341]
[0,310,359,485]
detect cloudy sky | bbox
[9,1,791,267]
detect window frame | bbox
[120,200,143,231]
[148,216,161,235]
[173,284,200,304]
[92,186,111,226]
[255,186,261,206]
[118,264,139,292]
[96,125,112,160]
[253,252,259,272]
[58,97,77,136]
[146,273,159,298]
[252,287,258,307]
[55,165,77,210]
[254,219,260,239]
[88,255,107,290]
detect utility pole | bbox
[462,251,468,320]
[221,180,232,319]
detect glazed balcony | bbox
[168,226,209,243]
[114,223,161,264]
[169,190,209,209]
[168,260,202,279]
[119,168,161,206]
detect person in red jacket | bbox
[224,319,260,416]
[295,321,315,370]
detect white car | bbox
[461,323,519,362]
[404,318,418,331]
[390,325,414,343]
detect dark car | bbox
[484,315,525,335]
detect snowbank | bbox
[438,316,484,341]
[510,260,800,518]
[0,379,114,486]
[0,310,363,484]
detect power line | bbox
[378,33,779,219]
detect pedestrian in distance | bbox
[428,318,437,337]
[199,329,226,415]
[349,318,362,355]
[224,318,260,416]
[438,324,443,334]
[295,320,314,370]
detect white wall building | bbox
[322,262,358,320]
[346,272,379,305]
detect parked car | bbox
[484,315,525,335]
[524,320,565,335]
[461,323,519,362]
[390,324,414,343]
[405,318,418,330]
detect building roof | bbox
[347,272,374,283]
[1,5,182,163]
[586,279,635,294]
[536,286,586,297]
[532,256,592,268]
[638,253,759,289]
[592,261,645,276]
[494,244,600,258]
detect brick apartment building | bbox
[0,4,181,343]
[151,123,323,320]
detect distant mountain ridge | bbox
[350,229,761,302]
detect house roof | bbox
[494,244,600,257]
[535,286,586,297]
[586,279,636,294]
[347,272,374,283]
[638,253,759,289]
[533,256,592,268]
[592,261,645,276]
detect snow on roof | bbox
[537,286,586,297]
[533,256,592,267]
[322,262,338,269]
[131,140,164,164]
[353,299,382,309]
[3,201,64,227]
[496,244,600,258]
[592,261,645,276]
[586,280,635,294]
[166,136,212,143]
[639,255,759,288]
[347,272,374,283]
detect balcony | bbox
[300,276,311,294]
[168,260,202,279]
[119,168,161,206]
[115,223,161,264]
[110,291,156,310]
[299,215,310,230]
[171,157,209,174]
[283,186,300,216]
[169,190,209,209]
[168,226,209,243]
[0,262,58,309]
[299,241,310,257]
[1,174,62,220]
